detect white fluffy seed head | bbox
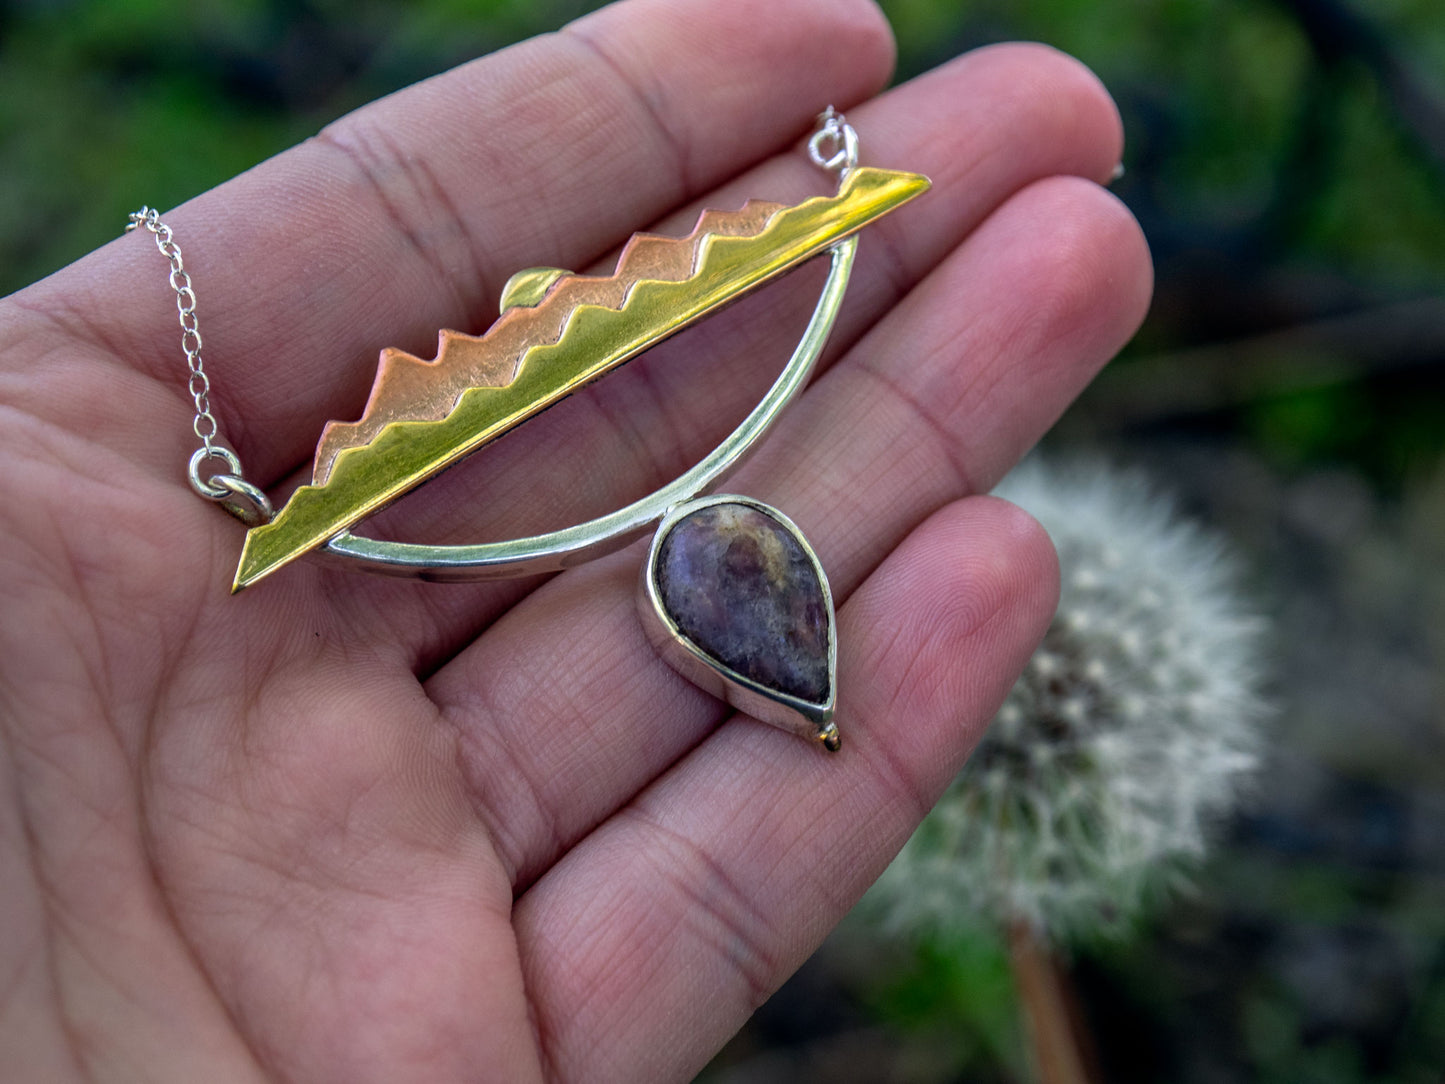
[864,458,1268,942]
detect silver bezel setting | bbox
[638,494,840,751]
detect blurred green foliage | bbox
[862,933,1025,1080]
[5,0,1445,299]
[885,0,1445,281]
[0,0,606,292]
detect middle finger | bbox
[429,169,1152,888]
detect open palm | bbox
[0,1,1150,1080]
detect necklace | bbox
[127,108,929,752]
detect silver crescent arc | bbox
[318,234,858,582]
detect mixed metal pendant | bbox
[227,111,929,751]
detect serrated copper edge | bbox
[312,200,787,483]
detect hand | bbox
[0,1,1149,1080]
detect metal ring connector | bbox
[210,474,276,527]
[189,447,274,526]
[189,446,243,500]
[808,107,859,178]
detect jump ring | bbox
[807,121,859,175]
[210,474,275,527]
[188,446,244,501]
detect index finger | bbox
[8,0,896,485]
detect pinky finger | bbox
[514,495,1059,1083]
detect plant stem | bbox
[1008,920,1096,1084]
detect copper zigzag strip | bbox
[312,200,786,484]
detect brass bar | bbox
[234,166,929,590]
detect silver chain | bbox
[125,207,273,526]
[126,112,852,530]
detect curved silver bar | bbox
[320,235,858,582]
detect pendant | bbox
[640,496,839,750]
[225,110,928,750]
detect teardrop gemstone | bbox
[653,501,832,704]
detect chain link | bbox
[125,207,273,525]
[808,106,860,182]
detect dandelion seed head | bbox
[865,458,1268,941]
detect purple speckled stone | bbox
[656,502,830,703]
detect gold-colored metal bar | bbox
[234,166,930,590]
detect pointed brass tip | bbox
[847,166,931,203]
[232,531,277,593]
[231,563,261,594]
[820,723,841,752]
